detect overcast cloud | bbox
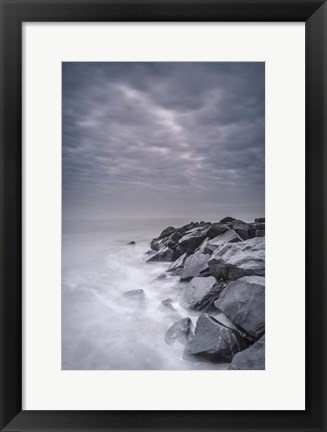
[62,62,264,221]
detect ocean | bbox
[62,218,227,370]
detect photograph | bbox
[62,61,265,370]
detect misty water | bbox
[62,218,228,370]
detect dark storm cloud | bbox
[62,62,264,221]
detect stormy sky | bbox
[62,62,264,222]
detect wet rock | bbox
[165,317,194,346]
[182,276,225,311]
[127,241,136,245]
[204,230,242,254]
[154,273,168,281]
[180,251,210,280]
[214,276,265,339]
[146,246,178,262]
[197,237,210,253]
[253,222,265,231]
[158,298,176,313]
[164,230,183,248]
[210,310,255,342]
[178,222,197,234]
[150,238,163,251]
[167,252,187,276]
[159,226,176,239]
[178,230,208,254]
[184,314,249,362]
[208,236,265,281]
[219,216,236,224]
[122,289,147,308]
[231,220,250,240]
[228,335,265,370]
[254,217,265,223]
[206,223,230,239]
[249,222,265,238]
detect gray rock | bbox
[178,222,197,234]
[167,252,187,276]
[206,223,230,239]
[184,314,249,362]
[180,251,210,280]
[228,335,265,370]
[165,317,194,346]
[164,230,183,248]
[249,222,265,238]
[150,238,163,251]
[204,230,242,254]
[210,310,255,342]
[158,298,176,313]
[159,226,176,239]
[122,289,147,308]
[208,236,265,281]
[151,229,183,253]
[127,241,136,245]
[178,230,208,254]
[254,217,265,223]
[219,216,236,224]
[231,221,250,240]
[182,276,225,311]
[197,237,210,253]
[146,246,177,262]
[153,273,168,281]
[214,276,265,338]
[253,222,265,231]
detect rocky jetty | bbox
[146,217,265,369]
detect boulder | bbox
[214,276,265,338]
[181,227,202,236]
[159,226,176,239]
[208,236,265,281]
[203,230,242,254]
[182,276,225,311]
[219,216,236,224]
[165,317,193,346]
[180,251,211,280]
[167,252,187,276]
[178,222,197,234]
[249,222,265,238]
[151,228,182,249]
[178,230,208,254]
[253,222,265,231]
[197,237,210,253]
[228,334,265,370]
[184,314,249,362]
[127,241,136,245]
[153,273,169,281]
[146,246,177,262]
[158,298,177,313]
[164,230,183,248]
[122,289,147,308]
[254,217,265,223]
[206,223,230,239]
[150,238,163,251]
[231,221,250,240]
[210,310,255,342]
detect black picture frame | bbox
[0,0,326,431]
